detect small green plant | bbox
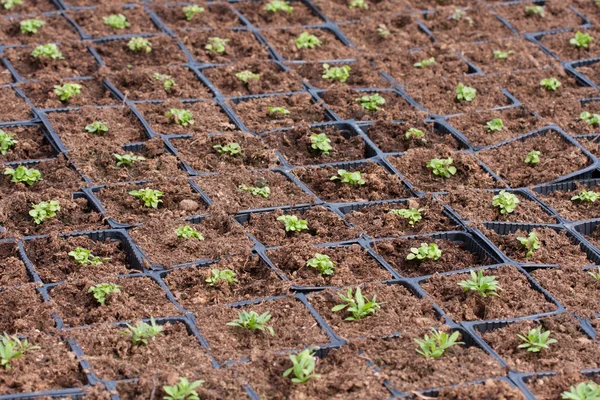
[53,83,82,103]
[355,93,385,111]
[310,133,333,155]
[405,127,426,142]
[103,14,129,29]
[486,118,504,132]
[296,32,322,49]
[389,208,423,226]
[331,287,383,321]
[349,0,367,8]
[492,190,520,214]
[176,225,204,240]
[1,0,23,10]
[525,5,545,17]
[114,153,145,167]
[20,19,45,34]
[540,77,561,91]
[239,183,271,198]
[426,157,457,178]
[0,130,17,155]
[493,50,514,59]
[235,70,260,83]
[306,253,335,276]
[165,108,194,126]
[580,111,600,127]
[214,142,244,156]
[31,43,63,60]
[205,37,230,53]
[414,57,436,68]
[268,106,290,116]
[330,169,365,186]
[456,83,477,102]
[561,381,600,400]
[377,24,390,38]
[517,325,557,353]
[517,231,540,258]
[0,333,40,370]
[88,283,122,306]
[30,200,60,224]
[407,243,442,262]
[123,317,164,345]
[283,348,320,384]
[85,121,109,134]
[163,377,205,400]
[524,150,541,165]
[227,311,275,335]
[451,8,465,20]
[4,165,42,186]
[415,328,463,359]
[322,63,351,83]
[587,267,600,281]
[206,268,238,286]
[183,5,205,21]
[153,73,175,91]
[571,189,600,203]
[458,270,502,297]
[277,215,308,232]
[264,0,293,13]
[570,31,594,48]
[127,37,152,53]
[69,247,110,265]
[129,188,164,208]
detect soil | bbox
[0,14,80,46]
[427,379,526,400]
[320,87,416,121]
[0,284,54,334]
[67,6,159,39]
[0,241,29,287]
[0,0,56,14]
[236,1,323,27]
[534,182,600,221]
[311,0,410,22]
[63,0,139,6]
[93,36,188,70]
[151,3,241,30]
[262,27,358,61]
[533,96,600,136]
[0,88,33,122]
[180,29,270,64]
[539,27,600,61]
[496,1,585,33]
[0,65,13,85]
[19,76,118,109]
[0,156,84,195]
[526,371,600,399]
[576,64,600,88]
[292,60,391,89]
[0,125,55,162]
[578,222,600,251]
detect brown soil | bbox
[67,6,159,39]
[577,136,600,157]
[311,0,410,22]
[408,0,470,8]
[180,29,270,64]
[236,1,322,26]
[262,27,358,61]
[534,182,600,221]
[0,241,29,287]
[63,0,139,6]
[0,65,13,85]
[0,88,33,122]
[0,0,56,14]
[0,284,54,334]
[496,1,584,33]
[19,77,118,109]
[533,96,600,136]
[428,379,526,400]
[151,3,241,30]
[292,60,391,89]
[577,64,600,88]
[0,14,79,46]
[526,370,600,399]
[93,36,187,70]
[579,223,600,251]
[0,156,83,195]
[0,125,54,162]
[320,88,415,121]
[540,27,600,61]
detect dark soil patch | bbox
[320,88,415,121]
[236,1,322,26]
[0,241,29,287]
[0,14,79,46]
[496,1,584,33]
[292,60,391,89]
[0,88,33,122]
[0,156,83,195]
[579,223,600,252]
[539,27,600,61]
[526,370,600,399]
[93,36,187,70]
[0,284,54,334]
[19,77,118,109]
[262,27,358,61]
[0,125,54,162]
[180,29,270,64]
[428,379,526,400]
[534,182,600,221]
[67,5,159,39]
[152,3,241,30]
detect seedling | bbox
[1,0,22,10]
[517,325,557,352]
[405,127,426,142]
[88,283,122,306]
[0,130,17,155]
[30,200,60,224]
[458,270,502,297]
[455,83,477,102]
[296,32,322,49]
[310,133,333,155]
[407,243,442,261]
[268,106,290,116]
[264,0,293,14]
[570,31,594,48]
[349,0,368,9]
[127,37,152,53]
[85,121,109,134]
[69,247,110,265]
[176,225,204,240]
[588,267,600,281]
[129,188,164,208]
[103,14,129,29]
[580,111,600,127]
[517,231,540,258]
[571,189,600,203]
[492,190,520,214]
[540,77,561,91]
[205,37,230,54]
[213,142,244,157]
[163,377,205,400]
[153,73,175,92]
[31,43,63,60]
[331,287,383,321]
[389,208,423,226]
[114,153,145,167]
[414,57,436,68]
[355,94,385,111]
[283,348,320,384]
[525,5,545,17]
[239,183,271,198]
[561,381,600,400]
[227,310,275,335]
[277,215,308,232]
[322,63,351,83]
[205,268,238,286]
[330,169,365,186]
[377,24,390,38]
[235,70,260,83]
[306,253,335,275]
[451,8,465,20]
[0,333,40,370]
[426,157,457,178]
[493,50,514,59]
[165,108,194,126]
[415,328,463,359]
[486,118,504,132]
[524,150,541,165]
[53,83,82,103]
[183,5,205,21]
[122,317,164,345]
[4,165,42,186]
[20,19,45,34]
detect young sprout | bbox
[455,83,477,102]
[517,325,557,353]
[268,106,291,116]
[88,283,122,306]
[284,348,320,384]
[492,190,520,214]
[4,165,42,186]
[355,93,385,111]
[153,73,175,92]
[458,270,502,297]
[31,43,63,60]
[103,14,129,29]
[20,19,45,35]
[570,31,594,48]
[414,57,436,68]
[239,183,271,198]
[227,310,275,335]
[0,333,40,370]
[235,70,260,83]
[176,225,204,240]
[588,267,600,281]
[30,200,60,224]
[493,50,514,59]
[163,377,205,400]
[524,150,541,165]
[517,231,540,258]
[331,287,383,321]
[407,243,442,261]
[306,253,335,276]
[571,189,600,203]
[264,0,293,14]
[580,111,600,127]
[540,77,561,91]
[330,169,365,186]
[69,247,110,265]
[277,215,308,232]
[561,381,600,400]
[114,153,146,167]
[129,188,164,208]
[525,5,545,17]
[486,118,504,132]
[206,268,238,286]
[426,157,456,179]
[310,133,333,155]
[53,83,82,103]
[349,0,368,9]
[451,8,465,20]
[296,32,322,49]
[415,328,463,359]
[205,37,230,54]
[405,127,426,142]
[127,37,152,53]
[213,142,244,156]
[1,0,23,10]
[388,205,424,224]
[85,121,109,134]
[123,317,164,345]
[0,130,17,155]
[183,5,205,21]
[165,108,194,126]
[322,63,351,83]
[377,24,390,38]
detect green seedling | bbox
[525,150,541,165]
[114,153,145,167]
[268,106,290,116]
[493,50,514,59]
[414,57,436,68]
[355,93,385,111]
[525,5,545,17]
[389,208,423,226]
[205,37,230,54]
[163,377,205,400]
[239,183,271,198]
[426,157,457,178]
[85,121,109,134]
[54,83,82,103]
[30,200,60,224]
[588,267,600,281]
[123,317,164,345]
[213,142,244,157]
[183,5,205,21]
[264,0,293,13]
[572,189,600,203]
[310,133,333,155]
[415,328,463,359]
[283,348,320,384]
[486,118,504,132]
[330,169,365,186]
[153,73,175,91]
[349,0,368,9]
[4,165,41,186]
[127,37,152,53]
[405,127,426,142]
[227,310,275,335]
[331,287,383,321]
[277,215,308,232]
[235,70,260,83]
[88,283,122,306]
[451,8,465,20]
[206,269,238,286]
[0,333,39,370]
[540,77,561,91]
[69,247,110,266]
[20,19,45,34]
[517,231,540,258]
[165,108,194,126]
[561,381,600,400]
[129,188,164,208]
[580,111,600,127]
[103,14,129,29]
[176,225,204,240]
[377,24,390,38]
[456,83,477,102]
[31,43,63,60]
[306,253,335,276]
[322,63,351,83]
[458,269,502,297]
[518,325,557,353]
[296,32,322,49]
[1,0,23,10]
[0,130,17,155]
[570,31,594,48]
[407,243,442,262]
[492,190,520,214]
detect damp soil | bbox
[539,27,600,61]
[0,284,54,335]
[0,125,55,162]
[67,5,159,39]
[495,1,585,33]
[0,14,80,46]
[578,223,600,253]
[151,3,241,30]
[236,1,323,26]
[533,182,600,221]
[0,88,33,122]
[0,241,29,287]
[526,370,600,400]
[532,96,600,136]
[292,59,391,90]
[0,156,83,195]
[424,379,527,400]
[320,88,415,121]
[19,77,118,109]
[180,29,270,64]
[94,36,188,70]
[262,27,358,61]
